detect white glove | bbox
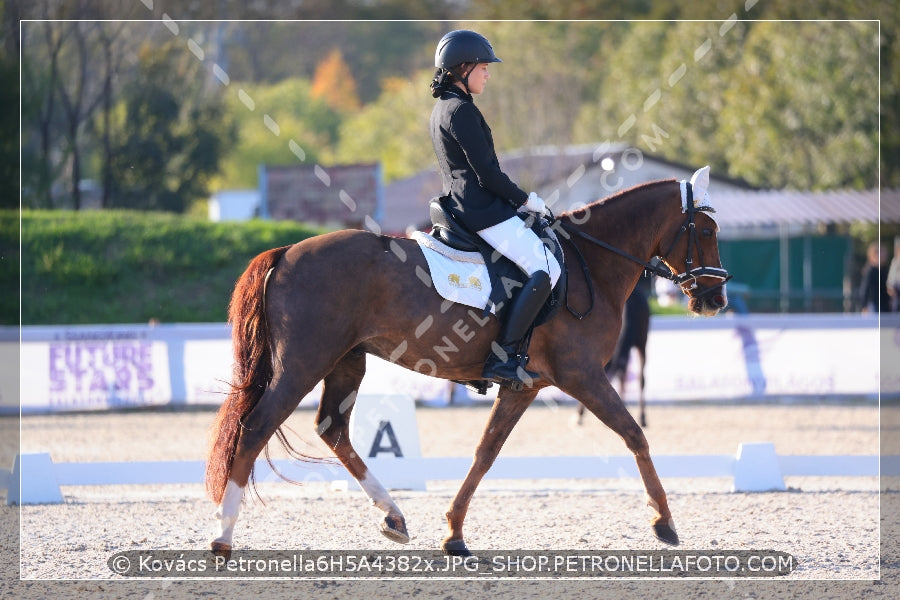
[521,192,547,215]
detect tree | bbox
[20,20,67,208]
[653,20,752,179]
[0,0,19,209]
[93,21,133,208]
[223,21,443,105]
[464,0,658,20]
[213,78,338,190]
[53,21,107,210]
[876,3,900,188]
[333,73,435,182]
[469,21,602,156]
[717,21,878,189]
[570,20,878,190]
[572,21,670,147]
[0,54,15,208]
[20,17,146,210]
[310,48,361,113]
[106,40,236,212]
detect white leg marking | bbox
[359,472,401,515]
[212,480,244,546]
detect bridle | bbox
[554,181,732,320]
[657,181,733,290]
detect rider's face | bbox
[465,63,490,95]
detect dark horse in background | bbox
[205,168,730,558]
[577,273,652,427]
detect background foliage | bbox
[10,209,321,325]
[10,4,889,214]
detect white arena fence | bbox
[1,393,894,505]
[3,313,897,414]
[1,444,893,505]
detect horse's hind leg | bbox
[212,359,332,556]
[315,350,410,544]
[211,382,307,556]
[637,348,647,427]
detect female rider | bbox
[429,29,562,388]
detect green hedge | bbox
[1,209,696,326]
[6,210,322,325]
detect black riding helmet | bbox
[434,29,502,69]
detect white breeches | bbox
[477,216,562,285]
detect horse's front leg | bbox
[560,373,678,546]
[442,387,538,556]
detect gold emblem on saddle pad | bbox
[448,274,483,290]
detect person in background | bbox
[887,237,900,312]
[859,241,889,313]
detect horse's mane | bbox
[558,178,677,220]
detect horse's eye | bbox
[701,228,714,238]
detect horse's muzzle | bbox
[686,278,729,315]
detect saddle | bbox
[426,198,566,328]
[429,199,481,252]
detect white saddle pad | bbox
[410,231,495,314]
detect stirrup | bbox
[452,379,494,395]
[508,367,537,391]
[489,367,536,392]
[482,354,538,391]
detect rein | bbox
[555,181,732,320]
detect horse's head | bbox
[656,166,731,317]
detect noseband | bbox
[556,180,732,319]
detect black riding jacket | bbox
[429,87,528,231]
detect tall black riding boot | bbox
[482,271,552,390]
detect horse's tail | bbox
[206,245,290,504]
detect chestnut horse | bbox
[576,281,651,427]
[205,171,730,558]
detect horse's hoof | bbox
[210,541,232,560]
[380,515,410,544]
[441,538,471,556]
[653,521,679,546]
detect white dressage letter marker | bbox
[732,442,786,492]
[349,395,425,490]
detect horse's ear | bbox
[690,165,710,200]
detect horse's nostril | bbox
[714,294,726,307]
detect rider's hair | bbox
[429,64,471,98]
